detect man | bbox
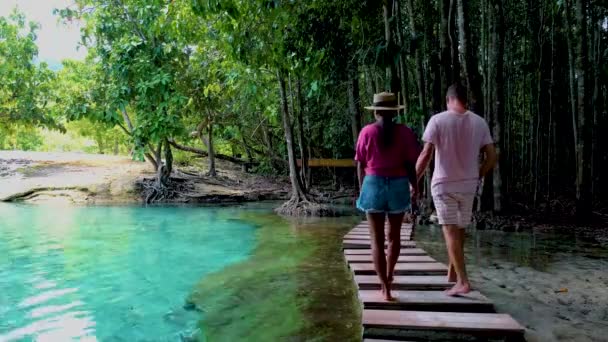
[416,83,497,296]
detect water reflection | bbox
[415,224,608,271]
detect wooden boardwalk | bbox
[343,221,526,341]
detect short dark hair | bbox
[446,83,468,104]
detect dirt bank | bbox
[0,151,289,205]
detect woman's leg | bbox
[367,212,392,300]
[387,213,405,289]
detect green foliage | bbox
[59,0,189,160]
[0,10,59,131]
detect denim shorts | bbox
[357,175,411,214]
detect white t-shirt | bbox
[422,110,493,196]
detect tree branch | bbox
[167,139,254,165]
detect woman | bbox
[355,92,420,301]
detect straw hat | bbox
[364,92,405,111]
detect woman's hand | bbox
[410,184,418,199]
[410,185,420,215]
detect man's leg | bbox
[443,225,471,295]
[446,224,466,283]
[434,194,458,283]
[386,213,405,289]
[367,212,393,301]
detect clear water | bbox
[9,200,604,341]
[0,204,257,341]
[415,225,608,342]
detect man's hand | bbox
[416,143,434,182]
[479,143,497,178]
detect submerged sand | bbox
[416,227,608,342]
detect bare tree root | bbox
[138,176,194,204]
[274,196,336,217]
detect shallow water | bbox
[0,203,362,342]
[415,225,608,342]
[0,204,257,341]
[3,201,606,342]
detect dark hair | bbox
[376,110,397,149]
[446,83,468,104]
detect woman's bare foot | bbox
[381,283,395,301]
[445,282,472,296]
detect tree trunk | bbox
[573,0,591,217]
[440,0,453,94]
[383,0,400,94]
[405,0,427,116]
[156,139,172,188]
[364,65,376,102]
[145,153,158,170]
[448,0,461,84]
[153,142,162,171]
[278,69,307,201]
[591,15,601,201]
[164,138,173,176]
[491,0,505,212]
[207,122,217,177]
[348,63,362,146]
[456,0,484,115]
[296,77,309,191]
[395,0,410,113]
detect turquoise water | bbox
[0,204,256,341]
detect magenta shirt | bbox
[355,123,420,177]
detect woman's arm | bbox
[357,161,365,190]
[405,161,418,194]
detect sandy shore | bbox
[0,151,289,204]
[0,151,150,203]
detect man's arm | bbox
[479,143,497,178]
[416,142,435,183]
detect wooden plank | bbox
[354,275,453,290]
[343,239,414,245]
[350,262,447,275]
[344,234,411,240]
[352,225,413,230]
[345,234,411,238]
[364,339,415,342]
[347,230,412,235]
[344,248,427,255]
[296,158,355,167]
[362,310,525,335]
[346,255,436,263]
[354,223,413,227]
[346,234,412,238]
[343,240,416,249]
[349,231,412,236]
[349,227,412,232]
[359,290,494,313]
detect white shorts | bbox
[433,193,475,228]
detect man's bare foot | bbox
[447,265,457,282]
[445,282,472,296]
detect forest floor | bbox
[0,151,289,205]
